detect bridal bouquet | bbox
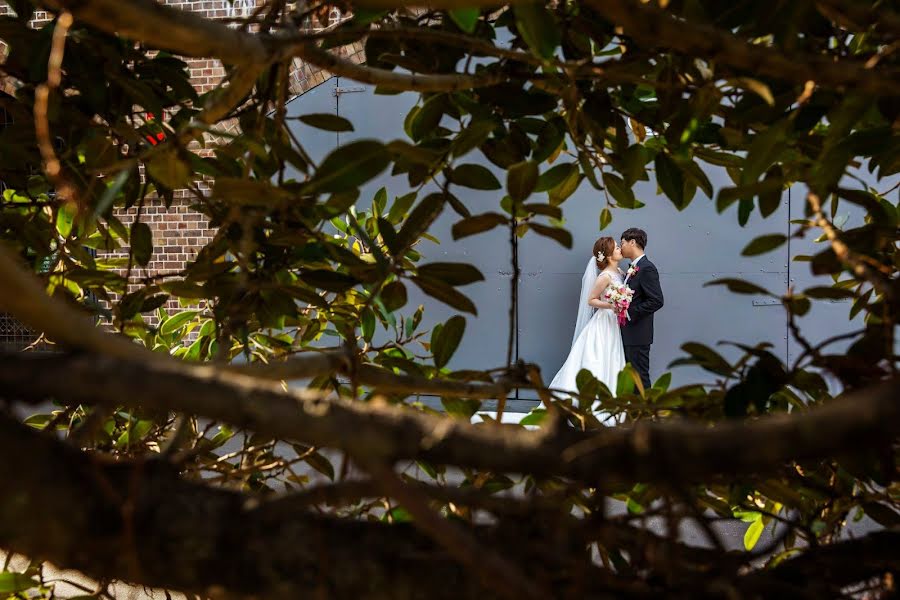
[603,283,635,326]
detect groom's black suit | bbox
[620,256,664,389]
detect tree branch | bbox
[39,0,269,64]
[1,352,898,488]
[0,411,600,600]
[179,63,264,143]
[273,37,508,91]
[815,0,900,37]
[0,406,894,599]
[39,0,508,93]
[807,191,896,303]
[584,0,900,96]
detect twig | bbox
[807,192,895,302]
[34,12,76,205]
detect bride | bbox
[548,236,626,411]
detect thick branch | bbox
[1,353,898,487]
[585,0,900,95]
[0,409,894,599]
[40,0,269,64]
[273,37,507,91]
[0,412,600,600]
[39,0,508,93]
[815,0,900,37]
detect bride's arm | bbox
[587,273,614,309]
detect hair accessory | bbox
[596,251,606,262]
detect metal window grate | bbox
[0,313,43,352]
[0,100,45,350]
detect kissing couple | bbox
[549,228,664,422]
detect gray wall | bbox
[287,78,897,405]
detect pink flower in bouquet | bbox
[603,282,634,326]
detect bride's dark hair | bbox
[593,236,616,270]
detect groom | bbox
[620,228,664,390]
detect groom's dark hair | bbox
[622,228,647,250]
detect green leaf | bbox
[448,8,479,33]
[705,278,771,295]
[522,203,562,219]
[410,94,447,141]
[159,310,199,336]
[451,212,507,239]
[452,119,496,158]
[654,153,686,209]
[785,295,811,317]
[130,221,153,266]
[737,197,754,226]
[507,160,538,201]
[804,286,856,300]
[514,3,561,59]
[147,148,190,190]
[528,223,572,248]
[621,144,649,184]
[305,450,335,480]
[361,307,376,342]
[95,167,134,218]
[616,366,635,396]
[849,289,872,320]
[742,234,787,256]
[652,372,672,393]
[442,397,482,419]
[387,140,442,166]
[548,168,582,205]
[298,113,354,132]
[743,517,765,550]
[411,276,477,314]
[160,281,206,299]
[302,270,358,292]
[432,315,466,368]
[56,202,76,238]
[0,572,38,594]
[449,163,502,190]
[861,502,900,527]
[758,166,784,218]
[535,162,576,193]
[387,192,418,223]
[395,193,446,252]
[381,281,408,312]
[741,122,785,185]
[352,9,387,25]
[418,262,485,286]
[519,408,548,426]
[599,208,612,231]
[305,140,392,194]
[680,160,713,199]
[680,342,733,376]
[602,172,635,208]
[717,177,784,213]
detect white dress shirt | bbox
[625,254,644,283]
[624,254,644,320]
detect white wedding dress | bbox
[549,262,626,409]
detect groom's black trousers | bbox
[624,345,652,390]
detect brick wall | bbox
[0,0,365,342]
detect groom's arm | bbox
[628,264,664,321]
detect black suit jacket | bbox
[620,257,664,346]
